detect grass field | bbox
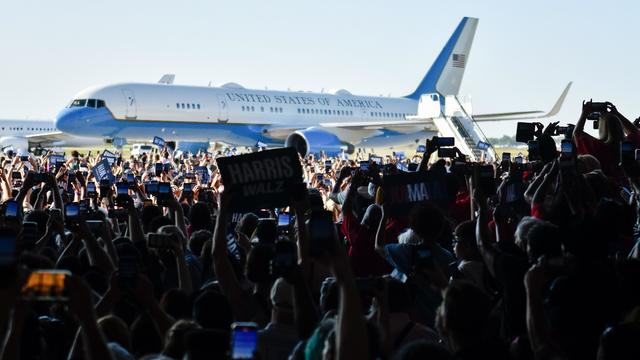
[61,144,529,161]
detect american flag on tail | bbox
[452,53,466,68]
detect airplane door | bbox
[122,89,137,119]
[216,95,229,123]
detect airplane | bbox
[0,118,100,153]
[55,17,570,159]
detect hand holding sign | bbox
[216,148,303,211]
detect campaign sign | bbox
[92,158,116,185]
[217,147,303,210]
[194,166,210,183]
[101,150,118,166]
[153,136,165,148]
[382,170,451,215]
[48,155,65,172]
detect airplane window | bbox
[251,106,255,111]
[176,103,180,108]
[97,100,106,108]
[242,106,245,111]
[197,104,201,109]
[88,99,96,108]
[279,107,283,112]
[261,107,264,112]
[71,99,87,107]
[181,103,185,109]
[187,104,191,109]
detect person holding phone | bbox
[574,101,639,184]
[341,171,391,277]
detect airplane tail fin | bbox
[406,17,478,99]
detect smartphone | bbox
[183,182,193,194]
[21,270,70,301]
[0,232,16,266]
[416,144,426,153]
[474,165,496,195]
[145,181,158,195]
[4,200,20,218]
[370,155,383,165]
[359,161,370,172]
[99,179,111,198]
[323,179,332,187]
[147,233,173,249]
[126,173,135,183]
[635,149,640,161]
[435,137,454,147]
[154,163,163,177]
[437,148,457,158]
[516,122,536,143]
[324,160,332,171]
[87,182,97,197]
[477,141,490,150]
[272,240,297,277]
[116,182,129,196]
[11,171,21,179]
[230,322,258,360]
[560,139,573,156]
[278,213,290,228]
[316,174,324,182]
[65,203,80,219]
[505,182,520,204]
[306,210,336,257]
[157,182,171,204]
[163,163,171,173]
[514,156,524,164]
[502,152,511,162]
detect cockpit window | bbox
[69,98,107,108]
[71,99,87,107]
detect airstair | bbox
[408,93,496,162]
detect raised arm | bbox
[211,190,253,321]
[329,225,370,360]
[573,101,591,139]
[473,189,497,277]
[374,203,389,258]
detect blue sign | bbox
[194,166,210,183]
[153,136,165,148]
[101,150,118,166]
[92,158,116,185]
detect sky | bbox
[1,0,638,136]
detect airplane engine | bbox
[285,127,351,156]
[0,136,29,151]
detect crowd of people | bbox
[0,100,639,360]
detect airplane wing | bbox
[319,119,436,129]
[473,82,572,122]
[26,131,69,145]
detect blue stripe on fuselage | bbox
[55,107,281,146]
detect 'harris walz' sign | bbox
[382,171,453,216]
[217,147,303,210]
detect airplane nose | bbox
[55,108,82,133]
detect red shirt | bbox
[574,133,631,186]
[342,212,392,277]
[449,191,472,225]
